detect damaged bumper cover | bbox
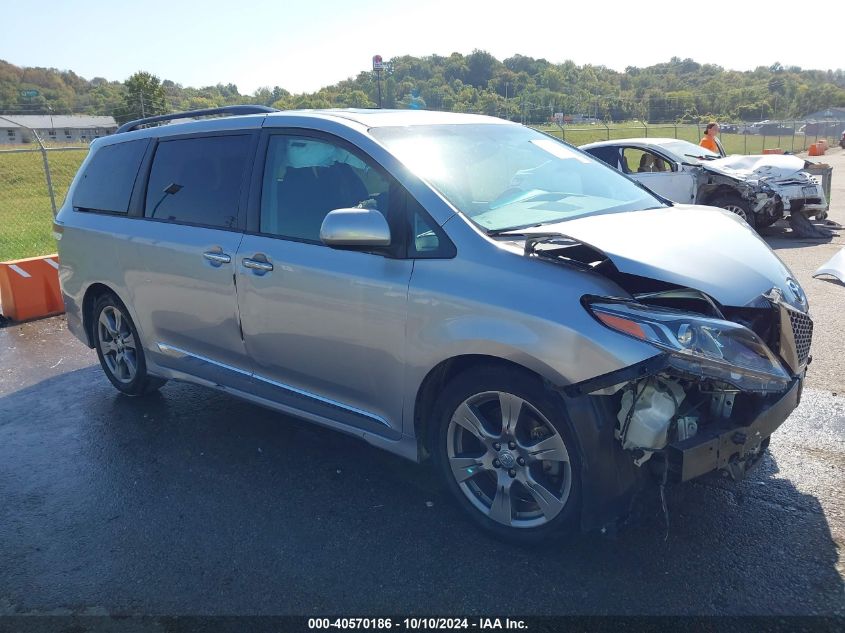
[667,377,802,482]
[562,290,809,531]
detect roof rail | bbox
[116,105,278,134]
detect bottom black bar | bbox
[0,616,843,633]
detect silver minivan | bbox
[56,107,811,542]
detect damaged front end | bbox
[520,228,811,531]
[697,170,784,224]
[580,286,809,484]
[699,155,829,226]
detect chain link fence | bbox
[0,145,88,261]
[533,120,845,155]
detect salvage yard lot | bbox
[0,150,843,618]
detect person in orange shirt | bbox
[700,122,720,152]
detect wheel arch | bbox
[697,183,740,206]
[412,354,571,462]
[415,354,642,534]
[81,282,128,348]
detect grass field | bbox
[535,122,826,155]
[0,149,86,261]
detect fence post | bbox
[744,132,747,155]
[0,115,58,217]
[37,137,58,218]
[673,124,678,139]
[605,122,610,141]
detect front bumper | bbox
[776,183,828,213]
[666,377,802,482]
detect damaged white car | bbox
[581,138,828,234]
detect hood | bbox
[702,154,808,183]
[525,205,797,307]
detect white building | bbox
[0,114,118,145]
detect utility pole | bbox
[505,82,510,120]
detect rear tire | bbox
[431,366,581,544]
[92,293,166,396]
[712,193,756,229]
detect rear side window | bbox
[144,135,251,229]
[72,139,148,213]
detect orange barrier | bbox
[0,254,64,322]
[808,143,823,156]
[817,139,829,151]
[762,148,784,154]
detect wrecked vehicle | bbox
[57,109,810,542]
[580,138,828,233]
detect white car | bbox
[580,138,828,230]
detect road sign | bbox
[372,55,384,71]
[20,89,39,98]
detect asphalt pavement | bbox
[1,150,844,618]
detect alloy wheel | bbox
[446,391,572,528]
[97,305,138,384]
[723,204,749,222]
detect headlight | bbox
[586,299,790,392]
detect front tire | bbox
[92,294,166,396]
[712,193,757,229]
[431,366,581,543]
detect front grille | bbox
[787,308,813,366]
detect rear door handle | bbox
[203,251,231,265]
[243,257,274,273]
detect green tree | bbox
[122,71,167,122]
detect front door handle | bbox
[243,257,274,273]
[203,251,231,265]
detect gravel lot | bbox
[1,149,843,618]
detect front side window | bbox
[144,135,251,229]
[371,124,663,234]
[623,147,672,173]
[260,135,390,242]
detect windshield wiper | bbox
[489,230,611,271]
[486,228,582,256]
[684,153,716,161]
[486,223,546,236]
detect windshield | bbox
[657,139,721,163]
[370,124,664,233]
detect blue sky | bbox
[3,0,843,94]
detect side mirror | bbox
[320,208,391,248]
